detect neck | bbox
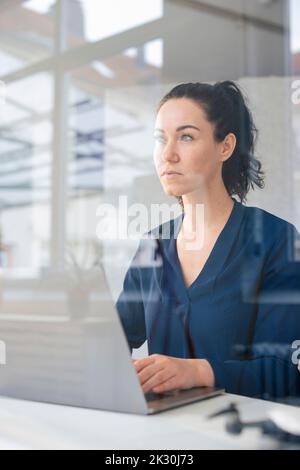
[181,184,234,233]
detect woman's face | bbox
[153,98,230,198]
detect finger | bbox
[138,362,165,386]
[142,370,175,394]
[152,375,179,394]
[134,354,158,373]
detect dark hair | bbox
[157,80,264,205]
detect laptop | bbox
[0,267,223,414]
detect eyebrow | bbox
[154,125,201,133]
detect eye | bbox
[180,134,193,141]
[154,135,165,144]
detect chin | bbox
[161,182,185,197]
[164,188,184,198]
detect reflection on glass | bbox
[0,0,298,409]
[0,0,56,76]
[0,73,53,269]
[290,0,300,54]
[66,38,164,275]
[65,0,163,48]
[290,0,300,259]
[0,266,128,407]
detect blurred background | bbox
[0,0,299,360]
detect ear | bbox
[220,133,236,162]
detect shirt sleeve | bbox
[115,241,147,353]
[209,222,300,400]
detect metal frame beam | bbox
[0,17,164,84]
[51,0,68,268]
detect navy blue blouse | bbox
[116,199,300,400]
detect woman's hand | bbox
[133,354,214,394]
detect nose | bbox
[161,141,180,163]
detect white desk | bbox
[0,393,298,450]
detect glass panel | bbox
[0,0,298,408]
[65,0,163,49]
[65,38,165,286]
[0,72,53,269]
[290,0,300,54]
[290,0,300,258]
[0,0,56,76]
[66,66,105,275]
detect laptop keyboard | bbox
[145,390,179,401]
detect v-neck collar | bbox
[161,198,245,298]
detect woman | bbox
[116,81,300,401]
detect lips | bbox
[161,170,182,176]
